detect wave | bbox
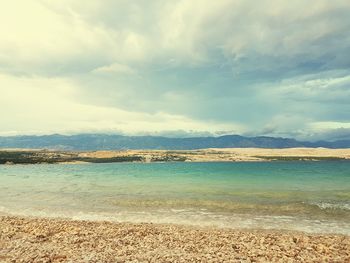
[1,204,350,235]
[308,202,350,211]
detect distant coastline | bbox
[1,134,350,150]
[1,148,349,164]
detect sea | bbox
[0,161,349,234]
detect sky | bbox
[1,0,350,141]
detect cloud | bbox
[310,128,350,141]
[270,71,350,103]
[92,63,136,75]
[0,73,244,136]
[0,0,349,140]
[3,0,349,74]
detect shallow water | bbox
[0,161,349,234]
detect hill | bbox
[0,134,349,150]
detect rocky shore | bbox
[1,147,350,164]
[1,216,349,262]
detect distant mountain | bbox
[0,134,349,150]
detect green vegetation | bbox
[76,156,145,163]
[151,154,187,162]
[0,151,145,164]
[254,156,347,161]
[0,151,70,164]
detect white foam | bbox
[1,205,349,235]
[310,202,350,211]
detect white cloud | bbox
[0,1,151,74]
[0,2,101,67]
[92,63,136,75]
[2,0,349,72]
[267,70,350,103]
[309,122,350,130]
[0,73,244,135]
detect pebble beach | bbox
[1,216,349,262]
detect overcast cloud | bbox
[1,0,349,140]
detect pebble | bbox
[0,216,349,262]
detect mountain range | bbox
[0,134,349,150]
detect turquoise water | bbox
[0,161,349,234]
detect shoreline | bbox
[1,215,349,262]
[1,147,350,164]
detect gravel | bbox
[1,216,349,262]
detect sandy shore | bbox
[1,216,349,262]
[1,147,350,164]
[79,147,350,162]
